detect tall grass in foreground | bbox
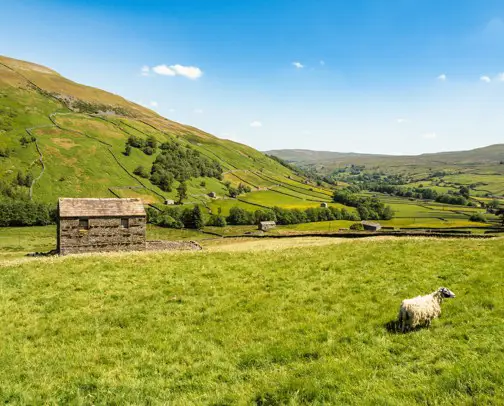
[0,238,503,404]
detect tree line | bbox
[362,183,475,207]
[332,188,394,220]
[148,204,361,229]
[0,200,56,227]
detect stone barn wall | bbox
[59,216,146,255]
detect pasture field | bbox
[238,190,348,211]
[0,226,55,261]
[0,226,209,261]
[0,238,503,404]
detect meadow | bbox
[0,237,503,404]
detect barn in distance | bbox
[57,198,146,255]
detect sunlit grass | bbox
[0,238,503,404]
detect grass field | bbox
[0,237,503,404]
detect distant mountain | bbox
[266,145,504,173]
[0,56,292,204]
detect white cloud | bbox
[168,108,176,113]
[320,60,325,66]
[496,73,504,82]
[396,118,408,124]
[422,132,437,139]
[480,75,491,83]
[193,109,203,114]
[292,62,304,69]
[170,64,203,79]
[140,66,150,76]
[150,101,158,107]
[250,121,262,128]
[437,74,447,81]
[151,64,203,79]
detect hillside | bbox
[1,55,330,211]
[267,145,504,172]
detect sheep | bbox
[397,287,455,332]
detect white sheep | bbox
[397,287,456,332]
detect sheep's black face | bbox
[440,287,456,298]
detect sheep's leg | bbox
[401,312,408,333]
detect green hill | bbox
[267,145,504,173]
[0,55,330,210]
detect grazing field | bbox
[0,238,503,404]
[0,226,209,261]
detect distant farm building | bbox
[361,221,382,232]
[320,202,328,208]
[58,198,146,255]
[208,192,217,198]
[258,221,276,231]
[164,199,175,205]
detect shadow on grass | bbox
[385,319,425,334]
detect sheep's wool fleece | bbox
[400,292,442,328]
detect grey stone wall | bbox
[58,216,146,255]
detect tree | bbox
[227,206,253,225]
[469,213,487,223]
[19,135,30,147]
[208,214,226,227]
[127,135,144,148]
[124,144,132,156]
[459,186,470,199]
[488,199,500,210]
[133,166,149,178]
[192,205,205,230]
[146,135,158,150]
[176,182,187,204]
[142,146,154,156]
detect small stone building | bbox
[320,202,328,208]
[258,221,276,231]
[164,199,175,205]
[361,221,382,232]
[58,198,146,255]
[208,191,217,198]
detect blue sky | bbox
[2,0,504,154]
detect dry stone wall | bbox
[59,216,146,255]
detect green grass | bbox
[0,226,55,260]
[0,238,503,404]
[2,55,324,211]
[0,226,211,261]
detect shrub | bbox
[142,146,154,156]
[157,214,183,229]
[350,223,364,231]
[124,144,131,156]
[133,166,149,178]
[207,214,227,227]
[469,213,487,223]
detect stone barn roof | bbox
[58,198,146,218]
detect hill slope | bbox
[267,145,504,171]
[0,56,320,208]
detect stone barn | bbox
[57,198,146,255]
[258,221,276,231]
[320,202,328,208]
[361,221,382,232]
